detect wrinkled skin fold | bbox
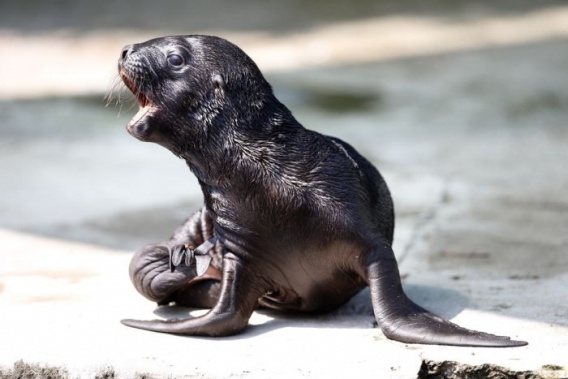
[118,35,527,347]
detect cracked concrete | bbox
[1,1,567,378]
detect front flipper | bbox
[362,243,527,347]
[122,253,264,336]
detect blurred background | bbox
[0,0,567,255]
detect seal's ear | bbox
[212,74,224,91]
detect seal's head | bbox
[118,35,277,158]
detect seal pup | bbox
[118,35,526,347]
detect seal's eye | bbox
[167,54,184,67]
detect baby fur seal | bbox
[118,35,526,347]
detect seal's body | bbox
[119,35,526,347]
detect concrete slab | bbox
[0,229,564,378]
[1,4,568,378]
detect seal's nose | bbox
[121,44,134,60]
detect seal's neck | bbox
[182,104,306,190]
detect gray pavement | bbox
[1,3,568,378]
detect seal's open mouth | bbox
[130,94,152,128]
[119,70,155,138]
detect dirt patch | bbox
[0,362,155,379]
[0,361,69,379]
[417,360,544,379]
[94,367,116,379]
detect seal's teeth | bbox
[130,105,151,125]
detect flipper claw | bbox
[168,238,217,276]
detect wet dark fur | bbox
[118,35,526,347]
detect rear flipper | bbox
[362,243,527,347]
[128,207,222,307]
